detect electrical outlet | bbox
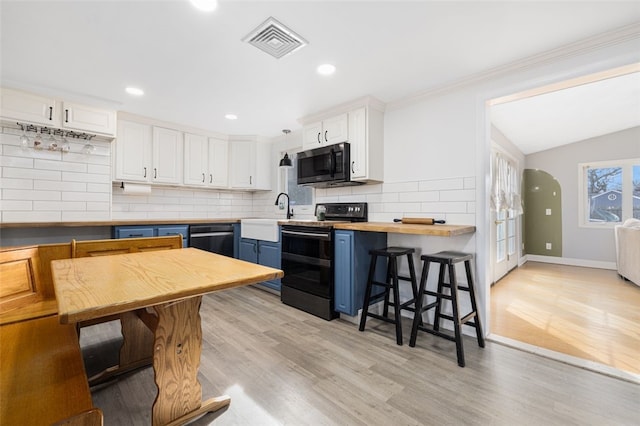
[545,243,552,250]
[545,208,552,215]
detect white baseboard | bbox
[524,254,616,270]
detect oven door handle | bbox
[281,230,332,240]
[282,252,331,268]
[190,232,234,237]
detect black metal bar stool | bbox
[359,247,419,345]
[409,251,484,366]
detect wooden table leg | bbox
[88,311,154,386]
[151,296,230,426]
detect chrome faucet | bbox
[275,192,293,219]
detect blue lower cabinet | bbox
[113,225,188,247]
[114,226,154,239]
[156,225,188,247]
[239,237,281,291]
[334,230,387,316]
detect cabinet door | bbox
[156,225,188,247]
[334,231,354,315]
[258,240,281,290]
[302,122,322,149]
[238,238,258,263]
[229,140,256,189]
[114,226,154,239]
[208,137,228,188]
[115,120,152,182]
[348,107,367,180]
[184,133,208,186]
[61,102,116,136]
[0,87,59,126]
[323,113,348,145]
[152,127,183,184]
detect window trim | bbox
[578,158,639,228]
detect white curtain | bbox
[491,152,523,216]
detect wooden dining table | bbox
[51,247,284,426]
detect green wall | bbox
[523,169,562,256]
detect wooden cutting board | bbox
[394,217,446,225]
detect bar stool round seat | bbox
[358,246,419,345]
[409,250,484,366]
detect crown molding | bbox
[386,22,640,111]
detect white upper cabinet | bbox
[229,140,256,189]
[348,106,383,183]
[115,120,152,182]
[229,138,271,191]
[208,137,228,188]
[0,87,59,126]
[184,133,209,186]
[184,133,228,188]
[152,127,183,184]
[300,97,384,184]
[0,87,116,136]
[302,113,348,149]
[115,121,183,185]
[61,102,117,136]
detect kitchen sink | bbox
[240,219,280,242]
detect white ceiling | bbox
[2,1,640,153]
[491,72,640,155]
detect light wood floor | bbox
[82,285,639,425]
[491,262,640,374]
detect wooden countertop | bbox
[0,218,241,228]
[52,248,283,324]
[333,222,476,236]
[278,220,348,227]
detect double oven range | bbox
[280,202,367,320]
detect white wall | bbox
[525,126,640,263]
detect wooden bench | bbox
[0,244,102,425]
[0,236,182,424]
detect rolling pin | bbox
[393,217,446,225]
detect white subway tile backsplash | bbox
[351,184,382,195]
[2,211,61,222]
[440,189,475,202]
[62,211,110,222]
[87,202,111,211]
[1,200,33,211]
[34,159,87,173]
[398,191,439,202]
[0,178,33,190]
[88,183,111,193]
[62,171,110,183]
[34,201,85,211]
[464,177,476,189]
[1,156,34,168]
[87,164,111,175]
[34,180,87,192]
[382,181,419,193]
[419,178,464,191]
[3,167,61,181]
[3,189,61,201]
[421,201,468,213]
[63,192,109,202]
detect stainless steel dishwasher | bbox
[189,224,234,257]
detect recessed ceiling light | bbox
[225,114,238,120]
[317,64,336,76]
[125,87,144,96]
[190,0,218,12]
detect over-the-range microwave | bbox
[296,142,363,188]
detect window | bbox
[579,158,640,227]
[279,150,313,211]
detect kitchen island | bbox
[333,222,475,236]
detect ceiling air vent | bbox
[242,17,308,59]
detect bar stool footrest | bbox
[415,325,457,342]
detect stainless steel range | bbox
[280,202,367,320]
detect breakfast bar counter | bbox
[333,222,475,237]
